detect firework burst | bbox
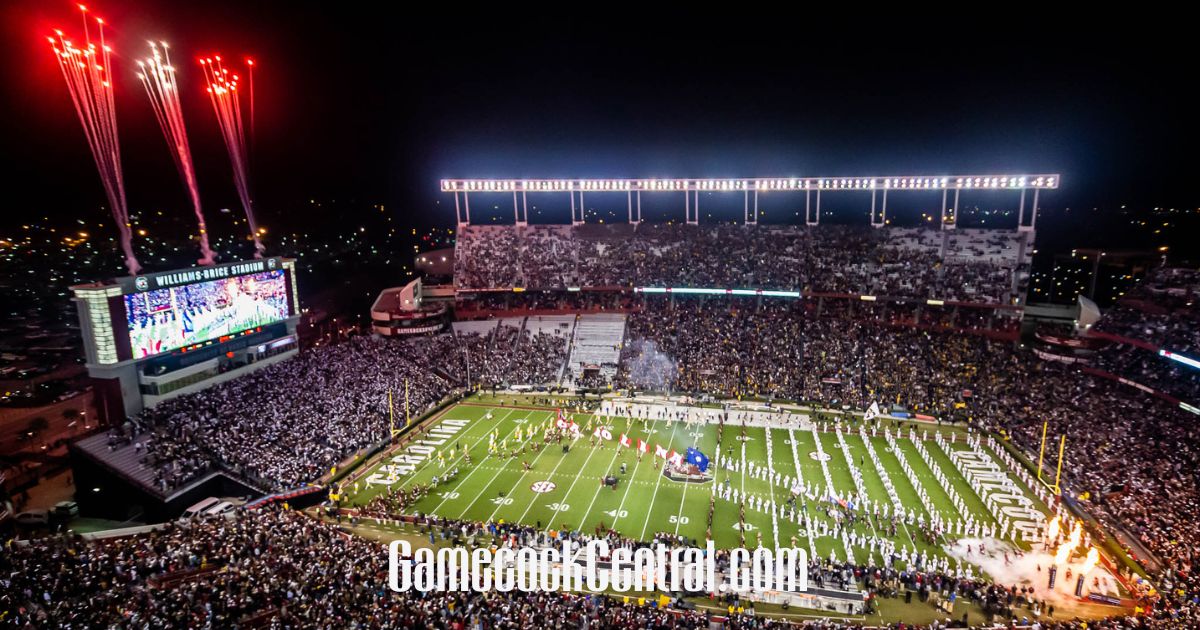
[48,4,140,274]
[137,41,216,265]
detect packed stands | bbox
[453,224,1032,304]
[1092,267,1200,353]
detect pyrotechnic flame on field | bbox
[1080,547,1099,575]
[1052,519,1084,565]
[1046,516,1060,542]
[48,5,141,274]
[1054,540,1072,565]
[137,41,216,265]
[199,54,264,257]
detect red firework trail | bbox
[48,5,141,275]
[199,55,264,257]
[137,42,216,265]
[246,57,255,151]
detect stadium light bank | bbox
[388,539,807,594]
[442,174,1059,230]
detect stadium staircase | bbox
[557,324,578,385]
[511,317,527,354]
[562,313,627,387]
[73,431,268,501]
[74,432,164,491]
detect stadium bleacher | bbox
[564,313,626,387]
[453,224,1032,305]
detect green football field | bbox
[343,400,1053,575]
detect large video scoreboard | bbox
[71,257,302,421]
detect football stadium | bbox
[5,6,1199,629]
[17,172,1192,629]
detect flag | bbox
[655,444,668,458]
[638,440,649,453]
[864,401,881,422]
[619,434,632,448]
[685,447,710,472]
[667,450,683,466]
[556,409,570,430]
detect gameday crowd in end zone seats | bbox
[453,224,1031,304]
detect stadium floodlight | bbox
[1160,349,1200,371]
[441,174,1059,193]
[635,287,802,298]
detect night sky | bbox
[4,2,1197,235]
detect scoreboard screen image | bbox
[124,269,290,358]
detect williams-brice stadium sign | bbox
[122,257,285,293]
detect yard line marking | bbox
[392,407,500,491]
[578,416,639,531]
[638,416,683,541]
[609,417,659,531]
[452,408,557,519]
[485,416,566,522]
[671,417,709,537]
[541,412,606,531]
[424,408,521,515]
[519,421,593,526]
[764,427,779,546]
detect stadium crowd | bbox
[616,300,996,415]
[1092,267,1200,353]
[0,507,763,629]
[135,336,455,492]
[1091,343,1200,403]
[1078,267,1200,403]
[6,504,1191,628]
[454,224,1030,305]
[129,324,569,494]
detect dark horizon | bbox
[4,3,1198,240]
